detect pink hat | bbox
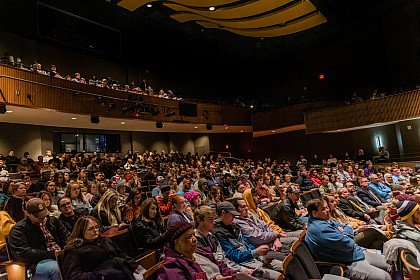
[184,191,201,204]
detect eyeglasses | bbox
[86,225,100,231]
[59,202,72,208]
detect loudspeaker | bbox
[206,124,212,130]
[0,104,6,114]
[91,116,100,124]
[156,121,163,128]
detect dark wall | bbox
[251,121,407,163]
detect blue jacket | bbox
[305,217,365,264]
[368,182,391,201]
[213,221,258,264]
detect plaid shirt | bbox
[40,218,61,252]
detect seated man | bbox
[319,175,336,194]
[368,174,391,201]
[156,185,173,216]
[213,201,281,280]
[9,198,69,280]
[295,167,316,191]
[152,175,165,200]
[274,185,307,231]
[58,197,81,233]
[357,177,387,210]
[232,198,297,252]
[176,176,192,196]
[305,199,391,280]
[194,206,255,278]
[338,186,373,223]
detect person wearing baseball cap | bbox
[213,202,281,279]
[8,198,69,279]
[274,184,307,232]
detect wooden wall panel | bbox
[0,65,250,125]
[304,90,420,134]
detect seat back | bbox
[262,202,279,219]
[137,250,158,270]
[144,260,164,280]
[300,192,312,206]
[298,229,307,241]
[108,228,142,259]
[281,253,309,280]
[291,240,322,279]
[55,250,65,280]
[310,189,321,199]
[401,249,420,279]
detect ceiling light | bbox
[194,126,198,129]
[225,127,229,129]
[71,117,77,120]
[147,4,152,7]
[121,121,126,125]
[209,6,215,11]
[240,130,244,132]
[6,110,12,113]
[272,130,275,133]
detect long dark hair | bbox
[4,195,25,222]
[125,188,141,207]
[136,198,163,226]
[65,216,101,248]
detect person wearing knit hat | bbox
[185,191,202,220]
[158,221,206,280]
[391,201,420,263]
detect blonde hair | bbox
[96,190,122,223]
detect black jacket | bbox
[356,187,385,207]
[59,212,82,233]
[132,219,166,249]
[274,197,306,231]
[8,215,69,271]
[337,196,367,221]
[62,237,138,280]
[295,175,316,191]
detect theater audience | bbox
[9,198,69,280]
[295,167,316,191]
[62,216,142,280]
[90,190,124,232]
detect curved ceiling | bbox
[115,0,327,38]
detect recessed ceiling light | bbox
[6,110,12,113]
[147,4,152,7]
[240,130,244,132]
[71,117,77,120]
[272,130,275,133]
[121,121,126,125]
[209,6,215,11]
[194,126,198,129]
[225,127,229,129]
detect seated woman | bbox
[85,181,98,204]
[53,172,67,199]
[0,196,24,262]
[90,180,108,208]
[232,182,245,199]
[167,194,193,226]
[123,189,142,222]
[62,216,143,280]
[158,221,205,280]
[90,190,124,232]
[205,186,224,211]
[45,180,60,205]
[37,191,60,217]
[65,181,92,216]
[77,171,89,194]
[323,193,393,250]
[254,176,272,204]
[11,181,27,199]
[184,191,202,220]
[132,198,166,250]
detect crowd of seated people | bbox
[1,147,420,279]
[0,53,181,101]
